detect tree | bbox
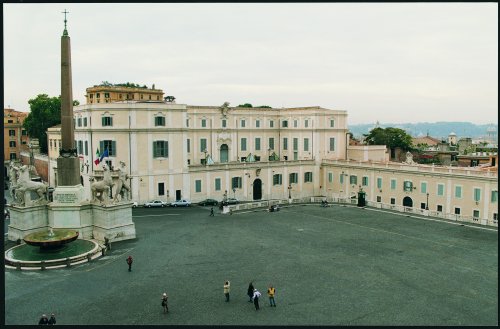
[238,103,253,108]
[23,94,66,154]
[363,127,413,151]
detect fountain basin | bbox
[23,229,79,250]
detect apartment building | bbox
[85,84,164,104]
[4,108,29,161]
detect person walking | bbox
[48,313,56,325]
[210,207,214,216]
[267,285,276,307]
[38,314,49,325]
[126,255,133,272]
[247,282,254,302]
[224,280,230,302]
[252,288,262,310]
[161,292,169,313]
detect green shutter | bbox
[438,184,444,196]
[474,188,481,202]
[112,141,116,156]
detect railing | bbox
[321,159,498,178]
[365,200,497,227]
[222,197,498,228]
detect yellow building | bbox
[4,108,29,161]
[85,83,164,104]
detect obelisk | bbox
[57,10,80,186]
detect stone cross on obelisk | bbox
[57,9,81,186]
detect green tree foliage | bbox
[238,103,253,108]
[363,127,413,151]
[23,94,66,154]
[257,105,272,108]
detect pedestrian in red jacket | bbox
[126,255,133,272]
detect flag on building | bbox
[94,148,100,166]
[99,148,109,163]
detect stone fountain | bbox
[23,228,79,250]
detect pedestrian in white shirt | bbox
[252,288,262,310]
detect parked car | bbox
[225,198,240,205]
[132,201,138,208]
[198,199,218,206]
[144,200,167,208]
[170,199,192,207]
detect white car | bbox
[170,199,192,207]
[144,200,167,208]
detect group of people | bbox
[244,282,276,310]
[320,200,329,207]
[38,313,56,325]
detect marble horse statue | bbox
[90,164,114,204]
[14,165,49,206]
[113,161,130,203]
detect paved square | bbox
[4,204,498,325]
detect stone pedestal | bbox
[48,185,93,238]
[48,203,94,239]
[7,205,49,241]
[57,157,81,186]
[52,185,86,204]
[7,186,136,244]
[92,202,136,242]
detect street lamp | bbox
[426,193,429,210]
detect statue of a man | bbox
[113,161,130,202]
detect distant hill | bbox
[349,122,498,140]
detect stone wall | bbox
[19,151,49,183]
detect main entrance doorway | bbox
[253,179,262,200]
[220,144,228,163]
[403,196,413,207]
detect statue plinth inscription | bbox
[52,185,85,205]
[54,193,79,204]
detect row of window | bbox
[194,137,335,153]
[8,129,27,136]
[332,173,498,203]
[97,116,337,131]
[381,196,491,219]
[65,136,335,161]
[188,118,336,129]
[76,117,88,127]
[192,172,313,193]
[89,93,161,101]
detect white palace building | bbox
[47,84,498,227]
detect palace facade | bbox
[46,85,497,226]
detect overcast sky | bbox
[3,3,498,125]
